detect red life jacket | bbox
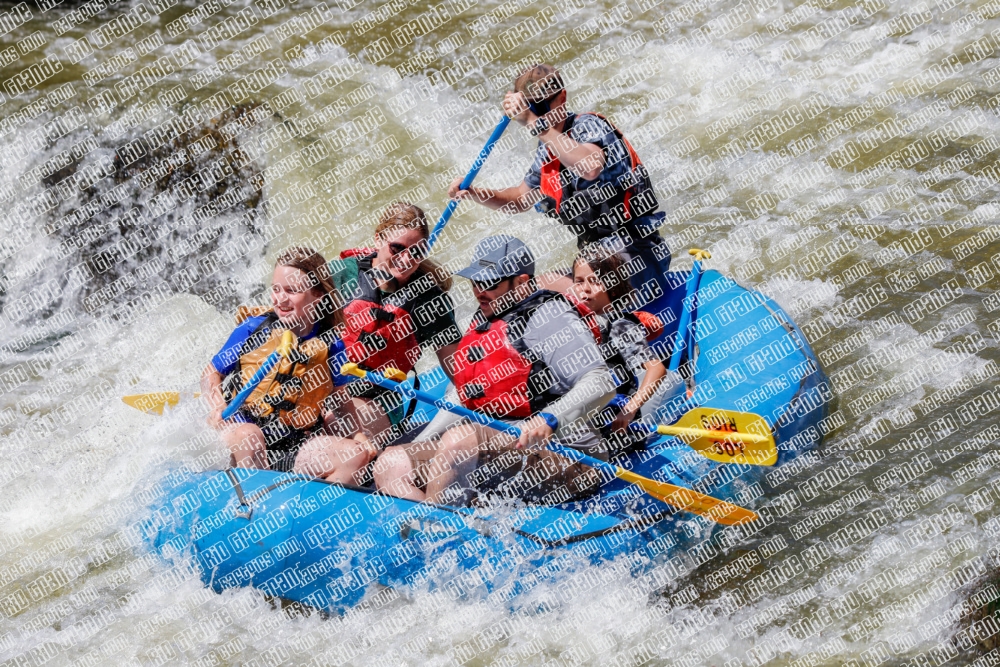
[339,249,422,374]
[633,310,664,342]
[452,291,600,419]
[538,113,659,246]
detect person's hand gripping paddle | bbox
[341,363,759,526]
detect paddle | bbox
[426,115,511,250]
[222,330,295,420]
[122,392,198,415]
[124,118,510,414]
[639,408,777,466]
[123,332,296,416]
[340,363,758,525]
[121,391,777,467]
[668,248,711,373]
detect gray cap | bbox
[455,234,536,282]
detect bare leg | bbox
[222,423,268,469]
[373,445,426,501]
[423,423,482,504]
[293,434,376,485]
[374,423,501,503]
[332,396,393,445]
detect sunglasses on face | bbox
[387,240,428,262]
[527,92,559,117]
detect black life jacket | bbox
[537,112,660,247]
[597,313,645,397]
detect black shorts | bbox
[235,410,324,472]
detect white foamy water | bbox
[1,0,1000,664]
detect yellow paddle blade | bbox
[615,469,758,525]
[383,367,407,382]
[122,392,199,415]
[660,408,777,466]
[340,363,366,378]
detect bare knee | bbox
[224,423,263,446]
[437,427,478,459]
[293,443,335,477]
[373,446,410,484]
[224,425,267,468]
[294,436,369,478]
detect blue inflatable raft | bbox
[145,270,831,612]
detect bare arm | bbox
[623,358,666,418]
[447,179,537,213]
[535,126,605,180]
[201,363,227,428]
[504,91,605,180]
[435,342,459,383]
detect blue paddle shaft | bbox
[360,370,618,478]
[668,260,703,372]
[459,116,511,190]
[222,349,282,420]
[360,371,521,437]
[545,442,619,481]
[427,116,511,249]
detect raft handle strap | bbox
[403,371,421,422]
[224,469,317,520]
[225,468,253,520]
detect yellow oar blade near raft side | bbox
[122,392,200,415]
[122,332,294,416]
[614,468,758,526]
[657,408,777,466]
[371,366,759,526]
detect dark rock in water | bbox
[38,104,273,320]
[954,574,1000,660]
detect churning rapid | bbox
[1,0,999,664]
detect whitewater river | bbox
[1,0,999,664]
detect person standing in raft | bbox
[373,235,616,506]
[448,63,671,298]
[202,247,373,481]
[328,201,462,453]
[571,246,667,456]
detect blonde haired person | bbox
[322,201,463,481]
[374,235,616,507]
